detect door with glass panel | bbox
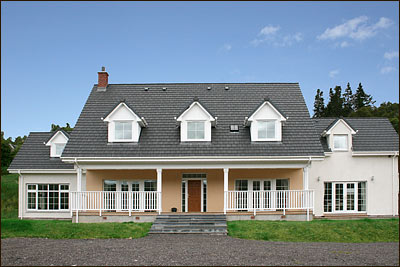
[252,180,261,209]
[235,180,248,210]
[276,179,289,209]
[334,182,357,212]
[120,181,129,210]
[131,181,140,210]
[263,180,273,209]
[103,180,117,210]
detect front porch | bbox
[71,167,314,222]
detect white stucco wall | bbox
[309,120,398,217]
[18,172,85,219]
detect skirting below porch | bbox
[72,210,312,223]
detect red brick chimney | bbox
[98,66,108,88]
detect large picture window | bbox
[333,135,348,151]
[27,184,69,211]
[324,181,366,213]
[187,121,205,140]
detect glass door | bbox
[252,181,261,209]
[104,180,117,211]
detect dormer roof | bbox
[322,118,357,136]
[45,129,70,146]
[176,98,216,122]
[245,98,287,126]
[103,101,147,127]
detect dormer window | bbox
[245,98,287,142]
[187,121,205,140]
[176,99,216,142]
[55,143,66,156]
[103,102,147,143]
[333,134,348,151]
[115,121,133,140]
[45,130,69,158]
[258,120,276,139]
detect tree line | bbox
[313,82,398,133]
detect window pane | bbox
[49,184,59,191]
[131,182,139,192]
[55,144,65,155]
[28,184,36,190]
[121,181,129,192]
[104,180,117,191]
[334,135,347,149]
[49,192,59,210]
[38,192,48,210]
[253,181,261,191]
[335,184,344,211]
[115,122,123,131]
[38,184,48,191]
[144,181,156,191]
[258,121,267,139]
[346,184,355,211]
[264,181,271,191]
[187,122,205,140]
[60,192,69,209]
[235,180,248,191]
[266,121,275,138]
[203,180,207,212]
[324,183,332,212]
[60,185,69,191]
[123,122,132,139]
[276,179,289,190]
[187,122,196,131]
[358,182,366,211]
[28,192,36,209]
[182,181,186,212]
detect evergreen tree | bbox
[353,82,375,111]
[342,82,353,116]
[51,123,73,132]
[313,89,325,118]
[325,86,344,117]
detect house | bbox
[8,68,399,223]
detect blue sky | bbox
[2,1,399,138]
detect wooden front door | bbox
[188,180,201,212]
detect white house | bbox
[8,68,398,223]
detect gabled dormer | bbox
[244,98,287,142]
[103,101,147,143]
[176,98,216,142]
[45,130,69,157]
[321,118,357,152]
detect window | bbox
[55,144,66,156]
[187,121,205,140]
[258,121,276,139]
[276,179,289,190]
[324,182,367,213]
[115,121,132,140]
[203,180,207,212]
[181,181,186,212]
[235,180,248,191]
[27,184,69,211]
[333,135,348,150]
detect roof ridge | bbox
[98,82,300,86]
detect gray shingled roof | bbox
[62,83,324,158]
[312,117,399,152]
[9,132,74,170]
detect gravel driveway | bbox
[1,235,398,266]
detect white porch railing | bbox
[225,190,314,220]
[70,191,161,222]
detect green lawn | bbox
[227,219,399,242]
[1,219,152,239]
[1,174,19,219]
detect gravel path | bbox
[1,235,399,266]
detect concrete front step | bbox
[149,214,228,235]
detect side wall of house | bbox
[309,153,398,216]
[19,172,83,219]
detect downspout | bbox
[18,170,23,219]
[392,152,398,216]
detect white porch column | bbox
[303,165,309,190]
[157,168,162,214]
[18,172,23,219]
[223,168,229,214]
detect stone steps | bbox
[149,214,227,235]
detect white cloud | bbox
[219,43,232,52]
[329,69,339,78]
[259,25,280,36]
[380,66,395,74]
[317,16,393,41]
[384,51,399,60]
[251,25,303,47]
[340,41,349,47]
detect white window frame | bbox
[103,180,157,191]
[186,121,206,141]
[324,181,367,213]
[26,183,70,211]
[181,173,207,213]
[257,120,277,140]
[333,134,348,151]
[114,120,134,142]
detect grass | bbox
[227,219,399,243]
[1,219,152,239]
[1,174,19,219]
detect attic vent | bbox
[230,125,239,132]
[225,86,229,90]
[207,86,211,90]
[162,87,167,91]
[144,87,149,91]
